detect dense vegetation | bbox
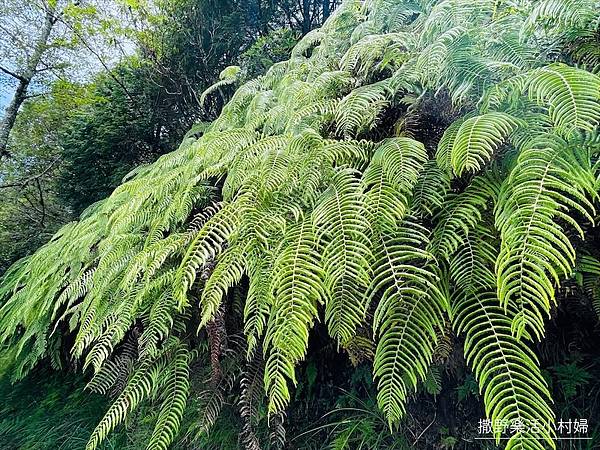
[1,0,600,449]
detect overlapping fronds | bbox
[450,226,556,450]
[1,1,599,449]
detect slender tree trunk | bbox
[0,5,56,160]
[302,0,311,34]
[323,0,330,21]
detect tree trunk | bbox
[0,5,56,160]
[323,0,330,21]
[302,0,311,35]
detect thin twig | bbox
[412,412,437,445]
[0,156,61,189]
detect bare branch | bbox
[0,65,25,82]
[0,156,61,189]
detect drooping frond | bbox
[450,226,556,450]
[496,134,596,339]
[313,169,373,344]
[430,170,502,259]
[175,197,248,309]
[371,217,446,425]
[483,64,600,136]
[264,218,325,413]
[147,345,191,450]
[335,80,391,137]
[411,160,450,218]
[86,345,172,450]
[200,243,246,326]
[200,66,242,106]
[523,0,599,32]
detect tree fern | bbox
[1,1,600,449]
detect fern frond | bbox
[264,218,325,413]
[244,250,275,358]
[371,217,446,425]
[86,352,168,450]
[362,137,428,230]
[411,160,450,218]
[430,170,502,259]
[335,80,390,137]
[147,345,190,450]
[200,243,246,327]
[239,353,265,450]
[525,64,600,135]
[496,134,596,339]
[450,226,556,449]
[323,139,375,171]
[448,112,520,176]
[523,0,599,32]
[175,197,248,309]
[313,169,373,343]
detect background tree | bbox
[0,0,137,159]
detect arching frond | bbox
[362,137,428,229]
[86,349,170,450]
[175,198,248,308]
[335,80,391,137]
[200,243,246,326]
[411,160,450,218]
[200,66,242,106]
[448,112,520,176]
[430,170,502,259]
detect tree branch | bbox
[57,17,143,115]
[35,177,46,226]
[0,65,25,82]
[0,157,61,189]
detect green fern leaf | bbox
[450,226,556,450]
[371,217,446,425]
[449,112,520,176]
[362,137,428,230]
[264,218,325,414]
[313,169,373,343]
[147,345,190,450]
[496,134,596,339]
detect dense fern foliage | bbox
[1,0,600,449]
